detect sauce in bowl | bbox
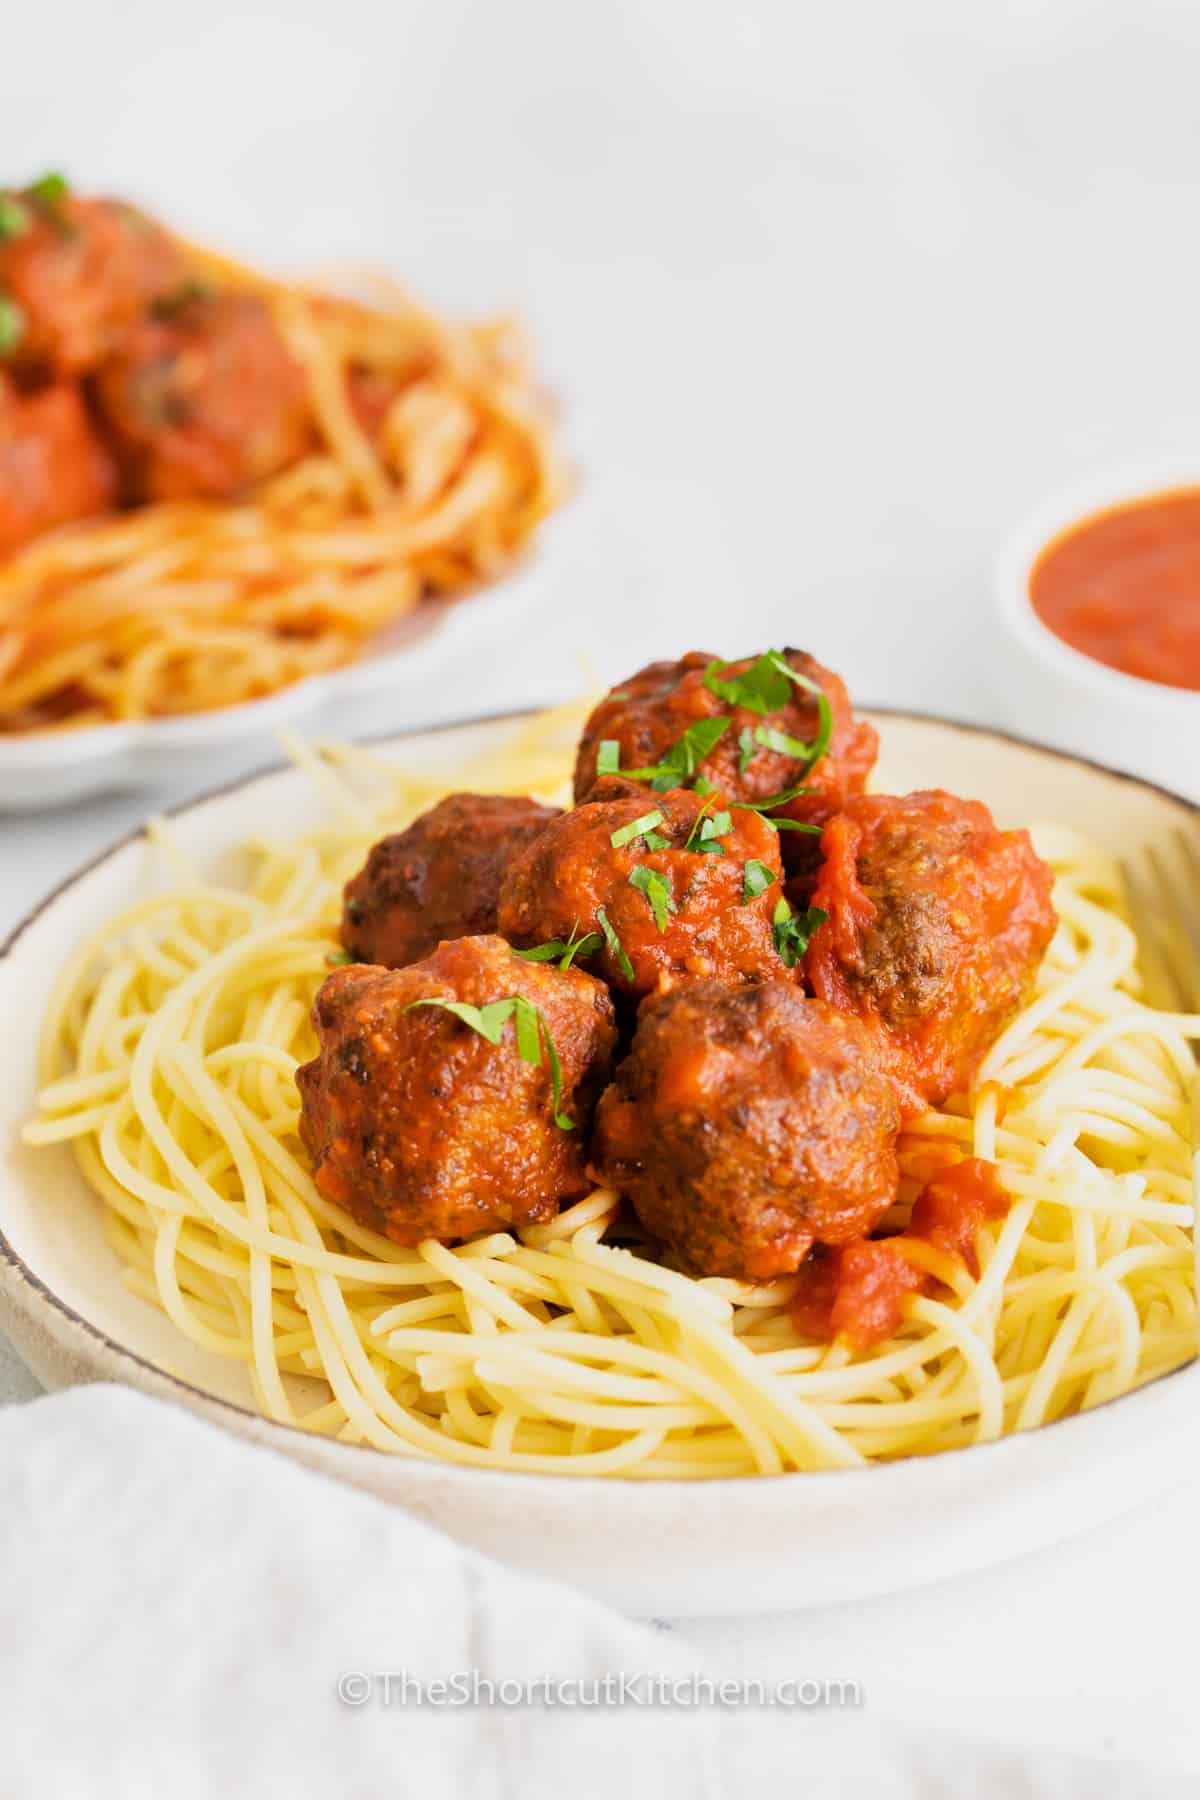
[1030,486,1200,691]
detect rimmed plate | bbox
[0,498,584,811]
[0,710,1197,1617]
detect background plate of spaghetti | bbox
[0,174,568,807]
[1,707,1198,1615]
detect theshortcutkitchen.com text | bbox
[335,1670,863,1710]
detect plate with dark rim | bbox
[1,707,1196,1616]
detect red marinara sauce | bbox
[790,1158,1010,1350]
[1029,488,1200,691]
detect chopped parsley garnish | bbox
[737,783,810,812]
[731,783,823,834]
[325,948,357,966]
[610,808,665,850]
[703,652,793,714]
[702,650,833,772]
[642,828,672,851]
[405,994,576,1129]
[513,998,542,1066]
[0,295,25,357]
[741,859,777,902]
[753,724,813,760]
[26,171,73,237]
[596,906,634,982]
[682,792,714,849]
[628,865,677,932]
[681,794,731,856]
[0,194,30,241]
[28,171,68,206]
[736,726,757,777]
[606,717,731,792]
[407,995,515,1042]
[514,923,603,970]
[772,897,828,968]
[151,278,213,320]
[345,897,364,924]
[515,938,574,966]
[693,812,731,854]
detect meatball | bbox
[92,291,311,500]
[573,648,878,868]
[804,790,1057,1111]
[592,980,900,1279]
[296,935,617,1244]
[341,793,563,969]
[497,776,787,1000]
[0,377,116,557]
[0,189,185,375]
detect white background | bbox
[2,0,1200,1775]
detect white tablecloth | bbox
[1,1385,1195,1798]
[2,0,1199,1782]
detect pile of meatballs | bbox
[297,649,1057,1289]
[0,177,345,555]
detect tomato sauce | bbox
[791,1158,1010,1349]
[1030,487,1200,690]
[803,793,1056,1116]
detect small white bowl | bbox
[996,461,1200,801]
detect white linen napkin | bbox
[0,1384,1187,1799]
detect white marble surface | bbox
[2,0,1200,1777]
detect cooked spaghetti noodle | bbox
[0,250,563,733]
[22,705,1200,1475]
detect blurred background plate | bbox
[0,496,590,812]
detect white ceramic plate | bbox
[0,507,578,812]
[0,710,1197,1617]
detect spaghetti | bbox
[0,247,563,733]
[22,706,1200,1476]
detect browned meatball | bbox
[341,793,562,969]
[92,291,311,500]
[573,649,878,872]
[296,936,617,1244]
[592,980,900,1279]
[0,376,116,557]
[497,776,788,1001]
[805,791,1057,1112]
[0,186,185,375]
